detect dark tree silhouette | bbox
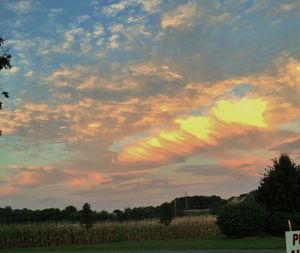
[0,38,12,70]
[256,153,300,213]
[159,202,174,226]
[80,203,95,231]
[62,205,77,222]
[0,37,12,136]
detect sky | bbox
[0,0,299,211]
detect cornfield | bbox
[0,215,220,249]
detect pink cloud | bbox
[0,185,17,197]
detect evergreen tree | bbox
[256,153,300,213]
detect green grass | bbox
[0,236,285,252]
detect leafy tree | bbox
[62,205,77,221]
[256,153,300,213]
[0,206,13,224]
[80,203,95,230]
[112,209,125,221]
[0,37,12,136]
[0,37,12,70]
[95,210,111,221]
[159,202,174,226]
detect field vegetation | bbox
[0,216,220,249]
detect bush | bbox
[265,212,300,236]
[217,203,267,238]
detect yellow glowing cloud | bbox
[176,116,213,141]
[145,137,162,147]
[116,98,271,164]
[213,98,268,128]
[88,122,101,129]
[159,130,185,143]
[117,116,216,164]
[118,142,168,163]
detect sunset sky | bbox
[0,0,299,211]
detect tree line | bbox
[0,195,224,224]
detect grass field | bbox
[0,236,285,252]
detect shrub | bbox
[265,212,300,236]
[217,203,267,238]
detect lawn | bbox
[0,236,285,252]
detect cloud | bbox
[48,8,63,19]
[279,2,300,12]
[107,22,151,51]
[47,64,141,93]
[0,165,109,195]
[102,1,130,16]
[4,0,38,14]
[177,164,230,176]
[130,62,183,81]
[3,58,299,155]
[161,2,199,30]
[102,0,161,16]
[213,98,268,128]
[115,98,269,165]
[176,162,259,178]
[1,166,159,198]
[74,177,198,197]
[93,24,104,36]
[139,0,161,13]
[271,134,300,161]
[0,185,17,197]
[0,165,65,197]
[77,15,90,23]
[114,58,300,165]
[2,67,20,76]
[108,169,157,181]
[39,26,95,56]
[12,166,64,188]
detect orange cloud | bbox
[0,185,17,197]
[90,172,104,184]
[161,2,199,30]
[130,62,183,80]
[221,156,268,177]
[117,98,270,164]
[17,171,39,187]
[69,178,86,186]
[2,58,299,165]
[115,59,300,165]
[176,116,215,142]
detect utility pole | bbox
[185,192,188,211]
[174,199,177,218]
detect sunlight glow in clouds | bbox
[213,98,268,128]
[117,97,270,164]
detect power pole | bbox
[174,199,177,218]
[185,192,188,211]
